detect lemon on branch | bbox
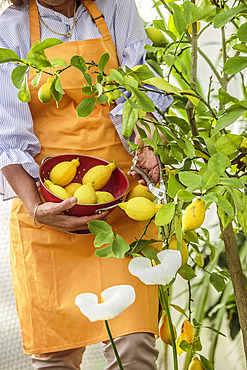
[182,199,205,233]
[38,77,54,103]
[160,315,177,345]
[126,184,156,202]
[188,357,204,370]
[118,197,162,221]
[168,235,189,270]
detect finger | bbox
[51,197,78,215]
[66,211,110,231]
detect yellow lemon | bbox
[160,315,177,346]
[74,183,97,204]
[181,319,195,345]
[64,182,81,196]
[126,184,156,202]
[38,77,54,103]
[182,199,205,233]
[49,158,80,187]
[189,357,204,370]
[82,162,117,190]
[118,197,162,221]
[145,26,166,47]
[95,191,115,204]
[168,235,189,270]
[44,179,70,200]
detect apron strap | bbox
[29,0,41,45]
[29,0,112,46]
[81,0,111,39]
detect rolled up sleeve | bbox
[0,63,41,200]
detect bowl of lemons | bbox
[39,154,129,216]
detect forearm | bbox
[1,164,42,218]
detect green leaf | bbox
[17,74,31,103]
[183,138,196,158]
[98,52,109,74]
[81,86,94,95]
[55,77,65,95]
[170,303,189,319]
[214,5,247,28]
[88,220,113,235]
[153,20,177,42]
[232,44,247,53]
[183,1,197,24]
[167,173,185,199]
[213,108,246,135]
[219,177,245,189]
[202,168,220,190]
[193,337,202,351]
[238,23,247,43]
[70,55,87,73]
[11,65,28,89]
[122,100,138,139]
[145,77,181,95]
[51,58,67,67]
[237,208,247,234]
[178,171,202,189]
[199,355,215,370]
[129,65,155,81]
[178,264,196,280]
[94,244,114,258]
[112,235,130,258]
[190,5,215,23]
[177,190,195,202]
[218,88,238,105]
[155,202,175,226]
[172,3,186,35]
[223,56,247,74]
[141,246,159,263]
[31,38,63,52]
[146,59,164,77]
[0,48,21,63]
[214,134,243,155]
[27,51,51,69]
[127,86,155,112]
[179,340,191,352]
[97,94,108,104]
[210,272,226,292]
[208,152,230,176]
[109,69,124,84]
[217,204,233,231]
[83,72,92,86]
[50,79,62,107]
[31,71,42,87]
[76,97,96,117]
[215,193,235,218]
[94,231,114,248]
[204,325,226,337]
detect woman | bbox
[0,0,172,368]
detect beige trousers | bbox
[31,332,159,370]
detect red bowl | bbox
[39,154,129,216]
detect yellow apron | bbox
[9,0,159,355]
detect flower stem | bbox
[159,286,178,370]
[104,320,124,370]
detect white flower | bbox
[75,285,136,322]
[128,249,182,286]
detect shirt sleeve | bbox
[0,36,41,200]
[109,0,173,151]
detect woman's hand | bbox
[34,197,110,232]
[127,118,163,185]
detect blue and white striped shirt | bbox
[0,0,172,200]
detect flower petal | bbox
[128,250,182,286]
[75,285,136,322]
